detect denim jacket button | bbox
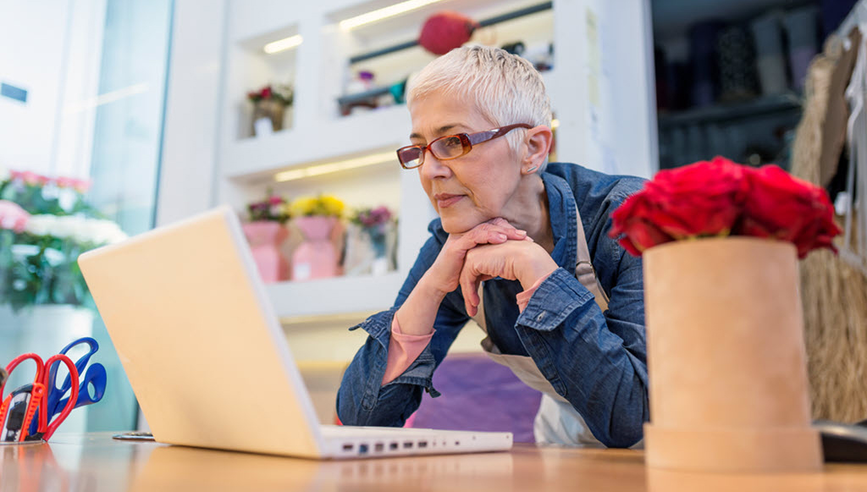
[536,312,546,322]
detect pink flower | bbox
[21,171,40,185]
[0,200,30,233]
[72,178,92,193]
[56,176,76,188]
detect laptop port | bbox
[358,444,369,454]
[342,444,354,451]
[374,442,384,452]
[403,441,413,449]
[418,441,428,448]
[389,442,398,451]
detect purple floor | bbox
[408,352,542,443]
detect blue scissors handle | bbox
[51,337,100,390]
[30,337,107,436]
[55,363,106,410]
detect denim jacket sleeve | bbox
[336,223,469,427]
[515,207,649,448]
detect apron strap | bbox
[574,206,609,312]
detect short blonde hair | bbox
[407,45,552,166]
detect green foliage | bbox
[0,172,121,313]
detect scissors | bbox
[28,337,107,438]
[1,353,79,443]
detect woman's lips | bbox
[434,193,463,208]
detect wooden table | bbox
[4,433,867,491]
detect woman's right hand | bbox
[395,218,527,336]
[420,218,528,298]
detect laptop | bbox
[77,206,512,459]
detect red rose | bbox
[645,156,750,238]
[609,156,750,254]
[260,87,272,99]
[610,193,676,255]
[610,157,842,257]
[738,165,842,258]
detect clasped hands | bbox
[425,218,559,317]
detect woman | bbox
[336,45,648,448]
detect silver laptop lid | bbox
[79,206,324,458]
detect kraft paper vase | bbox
[292,216,338,281]
[251,99,286,135]
[242,221,289,283]
[643,237,822,473]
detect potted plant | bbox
[243,190,291,284]
[0,167,126,368]
[247,83,294,136]
[609,156,840,473]
[288,194,345,281]
[346,205,397,276]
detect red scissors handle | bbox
[18,382,45,441]
[0,354,46,439]
[39,355,79,441]
[2,354,45,394]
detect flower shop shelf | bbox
[657,93,802,130]
[223,67,562,180]
[222,105,410,178]
[265,272,404,319]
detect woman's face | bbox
[409,91,524,234]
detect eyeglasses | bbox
[396,123,532,169]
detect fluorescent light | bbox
[274,151,396,182]
[339,0,443,30]
[264,35,303,54]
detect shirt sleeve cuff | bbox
[516,267,594,331]
[516,272,554,312]
[381,316,435,385]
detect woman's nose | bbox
[419,152,452,179]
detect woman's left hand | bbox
[459,237,558,316]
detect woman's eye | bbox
[442,137,462,149]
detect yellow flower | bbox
[289,196,318,217]
[289,194,346,217]
[320,195,345,217]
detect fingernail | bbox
[516,230,527,237]
[496,233,507,241]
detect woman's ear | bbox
[523,125,553,173]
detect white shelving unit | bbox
[166,0,657,322]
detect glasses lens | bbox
[431,135,467,160]
[398,147,423,168]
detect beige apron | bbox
[472,207,617,447]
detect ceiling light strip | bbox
[339,0,443,30]
[263,34,303,54]
[274,151,396,182]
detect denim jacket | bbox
[336,162,649,448]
